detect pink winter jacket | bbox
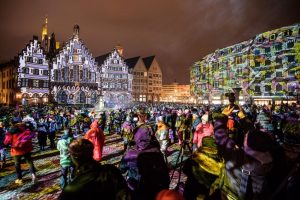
[84,120,105,161]
[193,122,214,148]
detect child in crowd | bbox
[57,128,75,188]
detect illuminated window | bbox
[43,81,48,88]
[26,57,33,62]
[255,86,260,92]
[33,69,39,75]
[33,80,39,87]
[22,67,29,74]
[43,70,48,76]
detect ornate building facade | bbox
[0,60,18,105]
[17,36,50,105]
[51,25,100,105]
[125,56,148,102]
[96,46,132,108]
[143,56,162,102]
[191,23,300,105]
[125,56,163,102]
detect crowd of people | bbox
[0,94,300,200]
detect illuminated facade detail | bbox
[51,25,100,105]
[96,47,132,108]
[17,36,49,105]
[191,23,300,105]
[161,82,191,103]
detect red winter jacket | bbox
[4,124,34,156]
[84,121,105,161]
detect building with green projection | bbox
[191,24,300,105]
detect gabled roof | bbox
[124,56,140,69]
[142,56,155,70]
[95,53,110,66]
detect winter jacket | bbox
[60,161,131,200]
[57,135,74,167]
[84,121,105,161]
[156,121,169,141]
[193,123,214,148]
[4,123,34,156]
[120,123,160,190]
[214,116,273,200]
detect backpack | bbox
[137,150,170,199]
[14,130,34,148]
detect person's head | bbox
[177,110,183,116]
[226,92,235,105]
[137,108,147,123]
[156,189,184,200]
[69,138,94,166]
[201,114,209,124]
[245,129,274,153]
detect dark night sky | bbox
[1,0,300,84]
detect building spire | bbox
[42,15,48,41]
[73,24,80,39]
[115,44,124,57]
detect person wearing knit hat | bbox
[192,114,214,151]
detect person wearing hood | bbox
[268,115,300,200]
[84,120,105,161]
[121,115,134,151]
[59,139,132,200]
[4,120,37,185]
[192,114,214,151]
[213,113,274,200]
[155,116,169,159]
[119,118,169,200]
[57,128,75,189]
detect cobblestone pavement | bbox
[0,133,189,200]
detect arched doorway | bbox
[42,94,49,103]
[78,91,86,104]
[90,92,97,104]
[57,90,68,104]
[32,93,40,104]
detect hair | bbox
[69,139,94,162]
[156,189,184,200]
